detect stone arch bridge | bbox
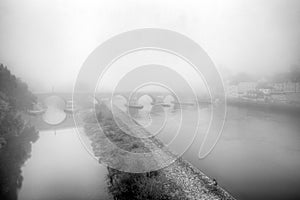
[27,92,208,129]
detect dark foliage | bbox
[0,64,38,200]
[95,104,183,200]
[107,168,179,200]
[0,64,36,111]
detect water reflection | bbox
[42,96,66,125]
[18,128,109,200]
[15,97,300,200]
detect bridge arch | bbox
[42,95,67,125]
[163,93,179,104]
[35,93,70,106]
[136,93,156,104]
[135,94,154,113]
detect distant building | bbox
[270,82,300,104]
[271,93,288,103]
[245,90,259,99]
[245,90,269,102]
[257,86,273,95]
[238,82,257,96]
[225,84,239,98]
[284,82,296,93]
[296,82,300,93]
[271,82,300,93]
[271,82,284,92]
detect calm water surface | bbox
[18,128,109,200]
[19,96,300,200]
[18,97,110,200]
[139,104,300,200]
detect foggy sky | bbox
[0,0,299,92]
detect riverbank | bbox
[227,98,300,115]
[80,103,235,200]
[0,65,39,199]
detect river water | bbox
[17,95,110,200]
[17,95,300,200]
[135,103,300,200]
[18,128,109,200]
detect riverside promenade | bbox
[81,103,236,200]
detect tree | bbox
[0,64,38,200]
[0,64,36,111]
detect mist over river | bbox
[17,97,300,200]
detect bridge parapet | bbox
[112,92,179,105]
[35,93,73,104]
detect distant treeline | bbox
[0,64,38,200]
[229,65,300,84]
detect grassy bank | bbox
[82,103,235,200]
[83,104,186,200]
